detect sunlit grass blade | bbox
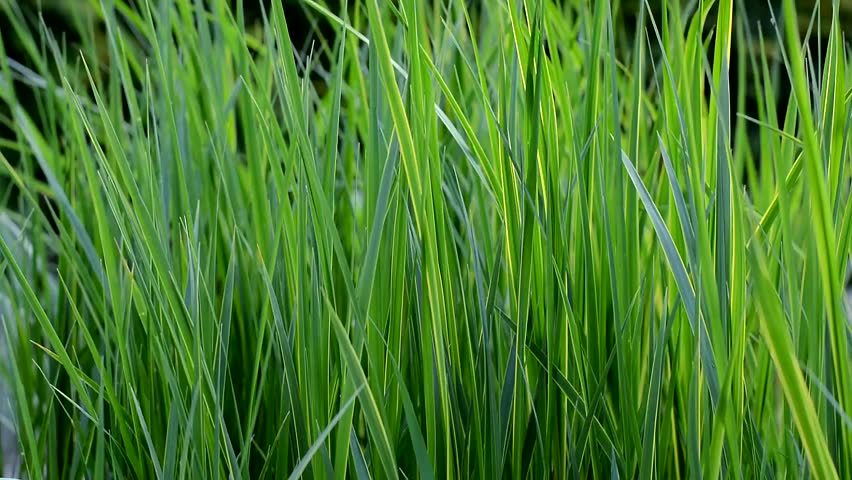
[751,239,839,479]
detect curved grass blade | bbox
[288,385,364,480]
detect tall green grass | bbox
[0,0,851,478]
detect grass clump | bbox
[1,0,852,478]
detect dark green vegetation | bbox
[1,0,852,478]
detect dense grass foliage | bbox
[1,0,852,478]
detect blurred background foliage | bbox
[3,0,851,110]
[3,0,850,157]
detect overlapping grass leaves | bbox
[0,0,851,478]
